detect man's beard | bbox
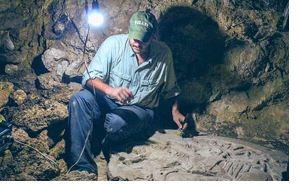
[132,46,144,54]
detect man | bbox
[65,10,187,177]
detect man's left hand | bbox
[172,109,187,130]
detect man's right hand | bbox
[107,87,133,104]
[86,78,133,104]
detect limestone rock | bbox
[6,173,37,181]
[49,140,65,160]
[53,170,97,181]
[0,150,14,180]
[12,127,49,154]
[224,41,265,81]
[57,159,68,174]
[7,74,38,94]
[107,130,288,181]
[12,99,68,133]
[38,82,82,104]
[0,127,59,181]
[27,91,42,103]
[202,0,283,41]
[51,83,82,104]
[247,77,288,110]
[42,48,69,80]
[37,130,52,148]
[0,0,46,68]
[11,127,30,143]
[0,31,14,51]
[240,101,289,143]
[63,59,86,80]
[207,91,249,124]
[266,33,288,74]
[45,37,90,80]
[0,81,14,111]
[13,89,27,105]
[37,72,64,90]
[4,64,19,75]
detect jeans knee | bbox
[69,95,80,109]
[104,114,126,133]
[68,90,95,109]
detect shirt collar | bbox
[127,36,153,58]
[127,38,154,65]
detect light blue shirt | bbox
[82,34,180,108]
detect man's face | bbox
[129,38,152,54]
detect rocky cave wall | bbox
[0,0,288,180]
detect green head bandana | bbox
[128,10,158,43]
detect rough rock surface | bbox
[0,81,14,111]
[107,130,288,181]
[0,128,61,180]
[4,64,19,75]
[13,89,27,105]
[37,72,64,90]
[12,99,68,133]
[0,0,46,73]
[0,0,289,181]
[0,0,289,143]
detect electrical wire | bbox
[82,26,96,96]
[10,24,95,174]
[66,121,93,174]
[66,25,97,174]
[62,0,99,173]
[13,138,59,168]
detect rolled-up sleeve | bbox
[162,48,181,99]
[81,37,114,86]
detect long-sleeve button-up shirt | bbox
[82,34,180,108]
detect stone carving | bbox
[108,130,288,181]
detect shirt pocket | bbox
[140,79,158,91]
[110,70,132,87]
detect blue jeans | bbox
[65,89,155,174]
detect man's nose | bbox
[133,42,141,47]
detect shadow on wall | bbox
[158,6,225,81]
[156,6,226,128]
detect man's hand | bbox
[107,87,133,104]
[86,78,134,104]
[172,109,187,131]
[171,99,187,130]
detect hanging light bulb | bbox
[87,0,104,27]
